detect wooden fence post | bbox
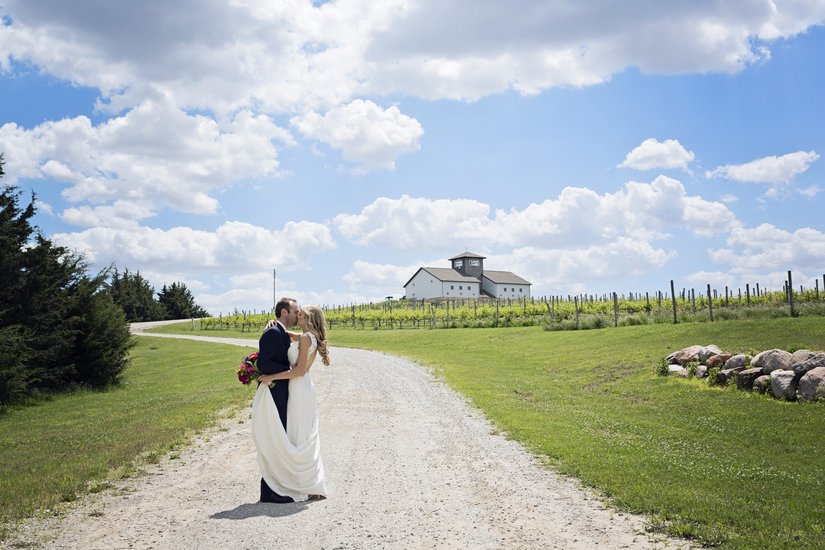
[707,284,714,322]
[788,270,796,317]
[670,280,677,324]
[613,292,619,327]
[574,296,580,329]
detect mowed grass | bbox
[0,337,255,532]
[323,318,824,548]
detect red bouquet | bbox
[237,351,261,385]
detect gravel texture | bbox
[8,324,689,549]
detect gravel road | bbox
[11,323,688,549]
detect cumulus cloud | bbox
[0,99,292,224]
[706,150,820,184]
[291,100,423,170]
[708,223,825,272]
[336,177,739,252]
[618,138,695,172]
[334,194,491,250]
[342,259,427,296]
[2,1,824,180]
[51,219,335,274]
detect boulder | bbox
[791,352,825,379]
[666,345,704,366]
[770,370,797,400]
[706,354,733,368]
[667,365,686,376]
[736,368,764,391]
[753,375,771,394]
[791,349,817,365]
[695,365,708,379]
[752,349,793,374]
[698,345,724,364]
[724,354,752,370]
[798,367,825,401]
[718,367,745,385]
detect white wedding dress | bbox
[251,332,326,502]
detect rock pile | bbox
[664,345,825,401]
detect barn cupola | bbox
[449,252,485,279]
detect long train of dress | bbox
[251,338,326,502]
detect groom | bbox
[257,296,299,503]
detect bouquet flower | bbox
[237,351,262,385]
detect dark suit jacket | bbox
[258,324,291,428]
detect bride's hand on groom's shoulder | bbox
[263,319,276,330]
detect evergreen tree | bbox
[0,154,132,406]
[108,267,165,321]
[157,282,209,319]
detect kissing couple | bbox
[250,297,330,503]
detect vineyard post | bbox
[670,280,677,324]
[657,290,662,311]
[613,292,618,327]
[707,284,714,322]
[756,283,760,297]
[725,286,729,307]
[746,283,751,307]
[551,296,556,321]
[816,279,820,301]
[645,292,650,317]
[495,299,500,327]
[788,270,796,317]
[691,288,696,313]
[574,296,580,329]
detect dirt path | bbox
[13,323,688,549]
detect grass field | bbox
[0,337,256,536]
[4,319,824,547]
[153,317,825,548]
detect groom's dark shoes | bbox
[260,478,294,503]
[260,494,294,504]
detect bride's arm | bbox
[257,334,311,383]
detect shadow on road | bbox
[210,501,309,520]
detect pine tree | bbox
[108,268,165,321]
[0,154,132,405]
[157,281,208,319]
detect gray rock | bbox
[667,364,686,376]
[698,345,724,364]
[695,365,708,379]
[706,354,733,369]
[753,375,771,394]
[798,367,825,401]
[770,370,798,400]
[791,352,825,379]
[736,368,764,390]
[724,354,752,370]
[791,349,817,365]
[752,349,793,374]
[719,367,745,385]
[666,345,704,366]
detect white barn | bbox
[404,252,531,300]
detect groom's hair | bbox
[275,297,296,319]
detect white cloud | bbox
[798,185,821,197]
[0,99,292,224]
[709,223,825,272]
[51,219,335,274]
[706,150,820,184]
[334,194,491,250]
[291,100,423,170]
[618,138,695,172]
[3,1,824,111]
[343,259,424,296]
[336,176,738,253]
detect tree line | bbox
[0,153,208,407]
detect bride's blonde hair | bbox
[302,305,330,366]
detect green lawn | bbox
[5,319,825,548]
[0,337,255,533]
[321,319,825,548]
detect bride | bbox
[251,305,330,502]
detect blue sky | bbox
[1,1,824,314]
